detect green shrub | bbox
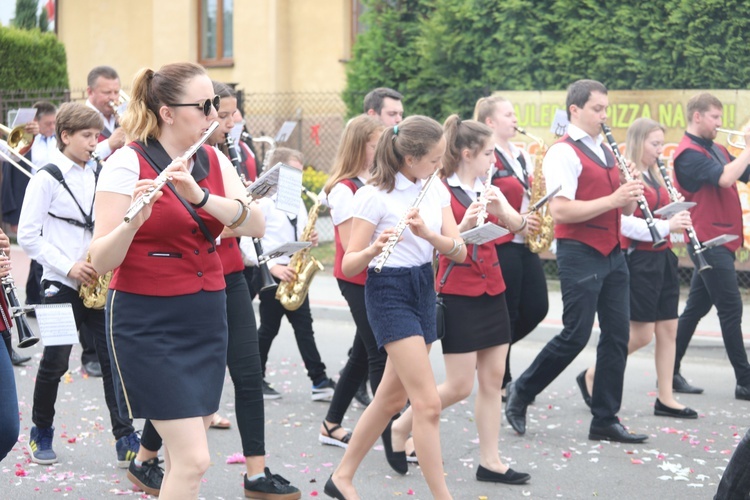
[0,26,68,90]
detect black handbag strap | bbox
[129,142,216,251]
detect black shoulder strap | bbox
[39,164,95,231]
[349,177,364,189]
[448,184,474,209]
[130,142,216,250]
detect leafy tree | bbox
[13,0,38,30]
[0,27,68,90]
[38,7,48,32]
[342,0,434,117]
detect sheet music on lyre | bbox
[653,201,696,218]
[35,303,78,346]
[246,163,303,216]
[460,223,510,246]
[259,242,311,263]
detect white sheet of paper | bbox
[261,241,311,262]
[275,165,303,215]
[35,304,78,346]
[229,122,243,143]
[247,162,290,200]
[275,121,297,143]
[12,108,37,127]
[653,201,696,218]
[702,234,739,248]
[550,109,569,137]
[460,223,510,246]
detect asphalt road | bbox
[2,307,748,499]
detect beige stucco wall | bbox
[58,0,350,94]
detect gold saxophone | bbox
[79,253,112,309]
[275,188,325,311]
[515,127,554,253]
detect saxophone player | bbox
[17,102,140,466]
[504,79,649,444]
[252,148,336,402]
[474,96,549,399]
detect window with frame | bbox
[199,0,234,66]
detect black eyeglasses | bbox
[167,95,221,116]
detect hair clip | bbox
[393,125,399,135]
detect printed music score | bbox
[653,201,696,218]
[460,223,510,246]
[34,303,78,346]
[259,242,311,264]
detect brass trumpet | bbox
[716,128,746,150]
[0,123,33,150]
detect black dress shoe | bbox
[324,475,346,499]
[654,398,698,419]
[736,384,750,401]
[381,421,407,474]
[672,373,703,394]
[82,361,103,377]
[353,380,371,407]
[11,349,31,366]
[589,422,648,443]
[504,382,529,435]
[575,370,592,408]
[476,465,531,484]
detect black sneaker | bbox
[262,380,282,400]
[244,467,301,499]
[353,380,372,407]
[311,378,336,402]
[127,457,163,496]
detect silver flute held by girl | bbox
[475,163,493,227]
[374,168,441,273]
[124,121,219,223]
[600,123,666,248]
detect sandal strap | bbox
[322,421,343,437]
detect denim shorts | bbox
[365,262,437,352]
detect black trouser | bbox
[25,259,43,305]
[714,426,750,499]
[140,272,266,457]
[675,245,750,386]
[513,241,630,427]
[325,280,387,424]
[258,280,327,384]
[32,282,134,439]
[496,243,549,388]
[243,265,258,301]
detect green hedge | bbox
[0,26,68,90]
[345,0,750,121]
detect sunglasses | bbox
[167,95,221,116]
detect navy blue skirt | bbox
[105,289,228,420]
[365,262,437,352]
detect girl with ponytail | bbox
[388,115,531,485]
[325,115,465,500]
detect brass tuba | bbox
[275,188,324,311]
[515,127,554,253]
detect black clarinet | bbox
[655,158,711,272]
[601,124,667,248]
[252,238,278,292]
[224,134,245,182]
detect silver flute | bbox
[475,163,494,227]
[374,168,441,273]
[124,121,219,223]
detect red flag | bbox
[46,0,55,21]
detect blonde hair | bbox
[625,117,666,188]
[442,115,492,178]
[55,102,103,152]
[370,115,443,192]
[324,115,384,195]
[121,62,207,143]
[473,95,508,124]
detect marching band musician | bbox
[252,148,336,402]
[121,81,298,499]
[85,65,127,160]
[89,62,261,499]
[504,79,649,444]
[325,116,466,500]
[580,117,697,419]
[387,115,530,485]
[17,102,140,467]
[672,93,750,400]
[1,101,57,365]
[474,95,549,399]
[0,228,19,462]
[318,115,386,449]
